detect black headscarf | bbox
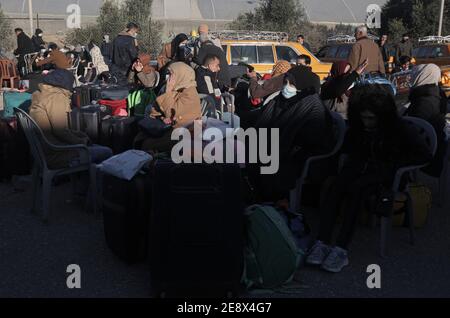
[170,33,189,60]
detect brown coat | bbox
[249,75,285,99]
[151,62,201,129]
[348,37,385,74]
[36,50,71,69]
[152,86,201,128]
[29,84,88,168]
[157,42,172,70]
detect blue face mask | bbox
[282,84,297,99]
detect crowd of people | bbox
[6,22,449,274]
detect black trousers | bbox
[318,166,384,250]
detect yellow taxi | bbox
[211,31,332,81]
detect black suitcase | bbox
[72,86,92,108]
[150,161,244,297]
[69,105,112,143]
[100,116,138,154]
[102,171,153,264]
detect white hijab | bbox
[411,64,441,88]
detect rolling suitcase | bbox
[72,86,92,108]
[98,99,128,116]
[102,171,153,264]
[69,105,112,143]
[1,91,32,118]
[100,116,138,154]
[150,161,244,297]
[99,86,130,101]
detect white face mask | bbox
[133,33,138,38]
[282,84,297,99]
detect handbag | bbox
[138,117,172,138]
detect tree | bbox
[65,0,162,55]
[387,18,408,43]
[381,0,450,40]
[230,0,309,36]
[0,6,14,52]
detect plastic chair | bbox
[379,117,438,257]
[290,111,347,213]
[23,52,39,75]
[438,134,450,207]
[15,108,97,222]
[0,59,20,88]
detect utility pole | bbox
[438,0,445,36]
[28,0,33,35]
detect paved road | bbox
[0,172,449,298]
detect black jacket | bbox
[251,92,336,201]
[112,32,138,73]
[196,66,220,96]
[14,32,35,56]
[196,43,231,89]
[408,84,447,177]
[396,40,413,61]
[378,42,395,62]
[32,35,45,52]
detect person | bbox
[321,60,368,119]
[407,64,448,177]
[395,55,412,73]
[396,34,413,64]
[247,60,292,99]
[306,84,432,273]
[249,69,336,204]
[13,28,35,76]
[286,64,321,94]
[348,25,385,74]
[196,40,231,90]
[297,35,311,52]
[157,33,189,69]
[112,22,140,76]
[31,28,46,52]
[378,34,394,64]
[36,43,72,70]
[193,24,222,57]
[138,62,202,152]
[297,54,311,67]
[128,53,159,88]
[29,69,113,168]
[88,41,111,82]
[196,54,221,97]
[100,35,113,65]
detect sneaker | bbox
[306,241,332,266]
[321,247,349,273]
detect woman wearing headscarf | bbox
[88,40,111,82]
[128,53,159,88]
[248,60,292,100]
[139,62,202,152]
[321,60,368,119]
[407,64,448,177]
[32,28,46,52]
[249,67,336,204]
[157,33,189,69]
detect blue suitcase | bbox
[2,91,32,118]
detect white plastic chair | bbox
[15,108,97,222]
[290,111,347,213]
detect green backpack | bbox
[242,205,301,290]
[127,89,157,118]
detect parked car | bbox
[213,30,332,81]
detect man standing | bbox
[297,35,311,52]
[378,34,394,63]
[112,22,140,76]
[13,28,35,76]
[348,25,385,74]
[396,33,414,63]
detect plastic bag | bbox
[99,150,153,181]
